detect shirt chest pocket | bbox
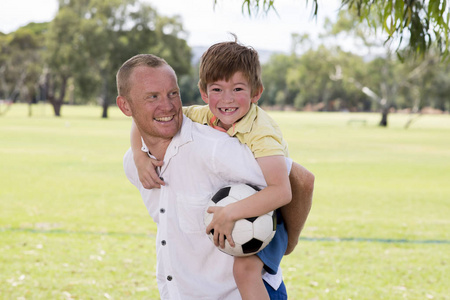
[175,193,209,234]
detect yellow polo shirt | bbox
[183,104,289,158]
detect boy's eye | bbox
[234,88,244,92]
[211,88,221,92]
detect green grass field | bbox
[1,104,449,299]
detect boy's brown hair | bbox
[198,35,263,97]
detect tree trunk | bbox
[47,76,68,117]
[28,102,32,117]
[102,98,109,118]
[52,101,62,117]
[379,107,388,127]
[101,76,109,118]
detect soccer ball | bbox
[204,183,277,257]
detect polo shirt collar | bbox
[227,103,257,137]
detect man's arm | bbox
[281,162,314,255]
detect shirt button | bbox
[161,240,166,246]
[167,275,173,281]
[160,208,165,213]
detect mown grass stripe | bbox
[2,227,449,244]
[299,236,450,244]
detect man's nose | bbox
[160,95,175,110]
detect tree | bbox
[261,53,300,108]
[326,8,448,126]
[44,0,192,117]
[218,0,450,60]
[0,23,47,116]
[44,7,83,116]
[286,45,369,111]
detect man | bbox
[116,54,314,299]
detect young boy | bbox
[130,38,300,299]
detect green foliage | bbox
[258,38,450,114]
[261,47,373,111]
[178,64,202,106]
[0,24,47,103]
[41,0,192,116]
[1,104,449,298]
[261,54,300,106]
[228,0,450,60]
[2,0,449,117]
[346,0,450,60]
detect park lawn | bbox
[1,104,449,299]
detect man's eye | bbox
[170,91,179,97]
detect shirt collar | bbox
[226,103,257,136]
[173,115,194,148]
[141,115,193,160]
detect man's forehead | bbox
[132,64,173,76]
[131,65,177,88]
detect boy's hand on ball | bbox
[206,206,236,248]
[204,184,276,256]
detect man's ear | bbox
[251,86,264,103]
[200,89,209,104]
[117,96,132,117]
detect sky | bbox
[0,0,342,54]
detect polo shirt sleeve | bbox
[234,105,289,159]
[182,105,211,125]
[245,124,287,158]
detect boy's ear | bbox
[200,89,209,104]
[251,86,264,103]
[117,96,132,117]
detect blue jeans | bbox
[264,280,288,300]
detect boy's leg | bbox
[263,280,288,300]
[281,162,314,255]
[233,255,269,300]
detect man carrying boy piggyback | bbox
[130,36,314,299]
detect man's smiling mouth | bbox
[155,116,174,122]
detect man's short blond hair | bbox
[116,54,169,98]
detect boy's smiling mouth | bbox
[219,108,237,113]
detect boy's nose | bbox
[223,91,234,102]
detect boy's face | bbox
[200,71,262,130]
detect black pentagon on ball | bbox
[211,186,231,204]
[245,216,258,222]
[242,238,264,254]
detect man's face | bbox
[126,65,183,142]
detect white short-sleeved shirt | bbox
[123,116,290,300]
